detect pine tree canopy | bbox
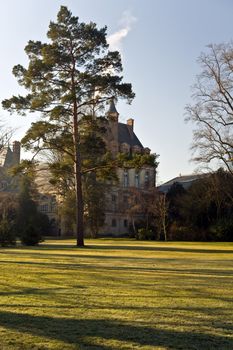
[2,6,134,118]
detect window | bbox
[0,181,7,190]
[112,194,116,202]
[112,218,117,227]
[145,171,149,188]
[51,204,57,213]
[40,204,49,212]
[123,169,129,187]
[124,219,128,228]
[135,172,140,188]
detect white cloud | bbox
[107,11,137,52]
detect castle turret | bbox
[107,98,119,121]
[106,98,119,156]
[12,141,21,165]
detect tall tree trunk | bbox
[73,104,84,247]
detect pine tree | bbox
[2,6,134,246]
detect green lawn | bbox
[0,239,233,350]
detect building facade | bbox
[100,100,156,235]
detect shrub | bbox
[168,222,205,241]
[137,228,156,240]
[209,218,233,241]
[0,219,16,247]
[20,223,43,246]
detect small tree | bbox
[0,193,17,246]
[16,175,43,245]
[0,219,16,247]
[149,192,168,241]
[83,173,106,238]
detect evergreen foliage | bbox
[0,218,15,247]
[0,193,17,246]
[15,175,45,245]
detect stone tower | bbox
[12,141,21,165]
[106,98,119,157]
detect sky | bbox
[0,0,233,184]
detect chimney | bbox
[127,118,134,130]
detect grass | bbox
[0,239,233,350]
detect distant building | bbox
[0,142,58,232]
[0,141,21,168]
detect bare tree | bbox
[149,191,168,241]
[185,43,233,175]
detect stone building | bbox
[100,100,156,235]
[0,141,21,192]
[0,100,156,237]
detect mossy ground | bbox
[0,239,233,349]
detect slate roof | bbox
[158,174,207,193]
[118,123,143,148]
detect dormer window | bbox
[132,145,141,154]
[144,147,151,155]
[120,143,130,153]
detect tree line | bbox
[129,169,233,242]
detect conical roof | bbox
[108,98,119,114]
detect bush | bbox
[20,223,43,246]
[137,228,156,240]
[0,219,16,247]
[168,222,205,241]
[209,218,233,241]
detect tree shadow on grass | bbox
[0,310,232,350]
[1,258,233,279]
[39,243,233,255]
[2,242,233,255]
[88,244,233,255]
